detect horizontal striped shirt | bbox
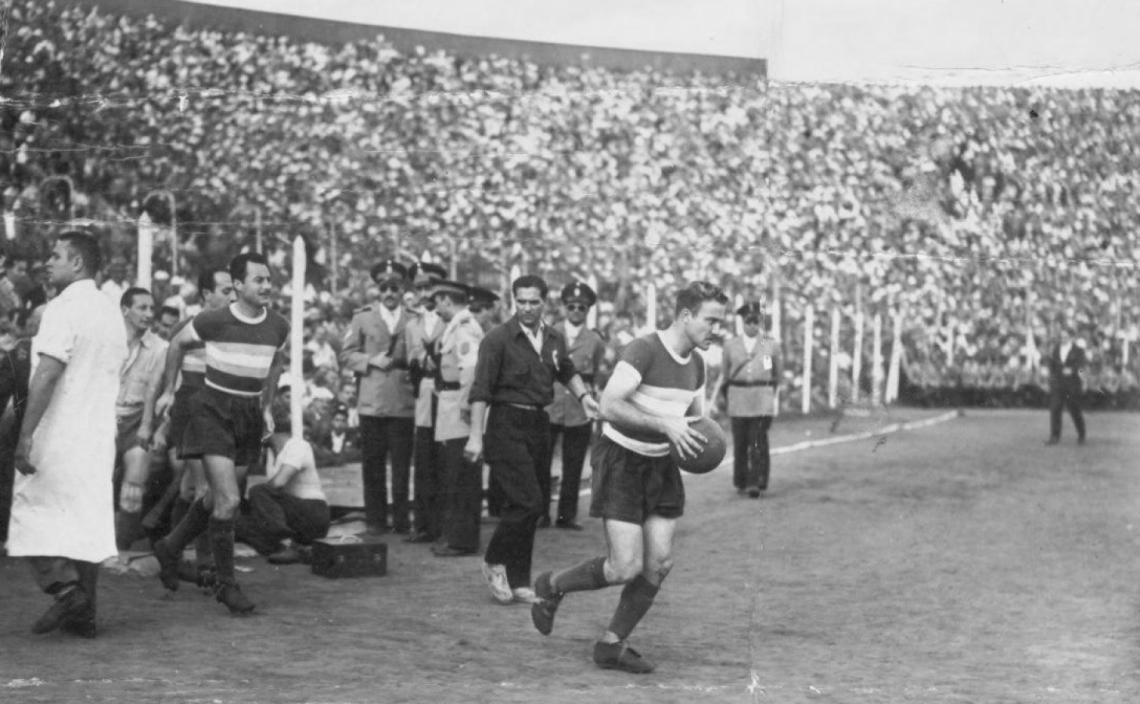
[190,304,289,397]
[170,317,206,388]
[602,332,705,457]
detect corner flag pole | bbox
[290,236,305,441]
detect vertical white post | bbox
[734,293,744,335]
[886,310,902,403]
[136,212,154,288]
[871,313,883,406]
[290,236,305,441]
[852,309,864,404]
[508,263,521,315]
[828,306,840,408]
[644,283,657,335]
[801,306,814,415]
[587,273,599,329]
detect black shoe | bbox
[214,581,256,615]
[554,520,584,531]
[593,640,655,674]
[153,539,182,592]
[32,587,91,635]
[537,516,552,529]
[60,613,97,639]
[747,486,761,499]
[530,571,563,636]
[1044,437,1060,446]
[431,545,477,557]
[404,531,437,544]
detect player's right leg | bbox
[201,454,254,614]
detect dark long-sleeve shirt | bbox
[470,317,577,407]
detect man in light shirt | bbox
[236,417,329,565]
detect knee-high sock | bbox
[194,533,214,568]
[170,497,191,534]
[208,518,236,584]
[607,575,661,641]
[551,556,609,594]
[165,499,211,555]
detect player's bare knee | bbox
[644,556,673,583]
[212,494,239,519]
[605,556,643,584]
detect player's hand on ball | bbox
[662,416,706,459]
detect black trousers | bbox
[550,423,592,523]
[412,417,443,538]
[0,436,14,543]
[236,484,330,555]
[483,405,551,589]
[1049,385,1086,440]
[439,438,483,552]
[359,415,415,532]
[732,416,773,490]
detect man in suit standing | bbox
[544,282,605,530]
[1045,322,1087,445]
[714,302,781,497]
[340,260,415,535]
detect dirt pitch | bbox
[2,408,1139,704]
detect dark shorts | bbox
[180,387,264,466]
[115,406,145,457]
[168,384,203,457]
[588,434,685,524]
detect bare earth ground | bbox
[2,408,1139,704]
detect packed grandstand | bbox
[0,0,1137,420]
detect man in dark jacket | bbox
[1045,323,1087,445]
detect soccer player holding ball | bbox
[530,281,728,674]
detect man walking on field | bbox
[530,281,727,673]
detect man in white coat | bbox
[9,232,128,638]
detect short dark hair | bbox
[674,281,728,317]
[229,252,269,283]
[159,305,181,320]
[57,231,103,276]
[511,274,548,299]
[120,286,152,309]
[198,268,228,296]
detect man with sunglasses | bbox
[466,275,598,604]
[405,261,448,545]
[543,282,606,530]
[339,260,414,535]
[714,302,781,497]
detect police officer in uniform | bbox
[405,261,448,544]
[428,280,486,557]
[714,302,781,498]
[339,260,415,535]
[544,282,605,530]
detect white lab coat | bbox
[7,279,128,562]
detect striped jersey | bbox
[171,317,206,388]
[189,304,290,397]
[602,332,705,457]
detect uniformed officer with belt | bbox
[339,260,415,535]
[405,261,448,544]
[543,281,605,530]
[427,280,486,557]
[714,302,781,498]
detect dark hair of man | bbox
[674,281,729,317]
[511,274,548,299]
[198,268,227,296]
[120,286,152,309]
[159,305,181,320]
[229,252,269,283]
[57,231,104,276]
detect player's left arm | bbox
[262,346,285,436]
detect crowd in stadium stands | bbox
[0,0,1137,430]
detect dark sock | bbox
[170,498,191,533]
[209,517,236,584]
[551,556,609,595]
[606,575,661,641]
[165,499,211,555]
[194,533,215,569]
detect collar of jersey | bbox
[229,302,267,325]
